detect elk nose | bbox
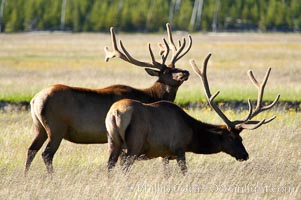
[180,71,190,80]
[243,153,249,161]
[237,153,249,162]
[183,70,190,77]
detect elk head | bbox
[104,23,192,87]
[190,53,280,161]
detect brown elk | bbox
[105,53,280,175]
[25,23,192,175]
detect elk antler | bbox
[160,23,192,68]
[190,53,280,130]
[105,24,192,70]
[104,27,164,70]
[105,23,192,70]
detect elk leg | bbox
[119,151,127,166]
[24,122,47,176]
[161,157,171,177]
[42,136,63,175]
[119,144,128,166]
[176,150,187,175]
[122,155,136,173]
[107,139,122,172]
[122,141,143,173]
[121,124,145,173]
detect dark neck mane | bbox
[187,118,225,154]
[142,81,179,102]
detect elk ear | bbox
[145,68,160,77]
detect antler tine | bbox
[239,119,266,130]
[166,23,177,52]
[104,26,164,70]
[161,39,170,65]
[165,23,192,68]
[170,35,193,67]
[171,38,186,64]
[104,27,128,62]
[119,41,163,70]
[190,54,233,128]
[247,68,280,119]
[173,35,193,63]
[238,115,277,130]
[191,54,279,131]
[234,68,279,130]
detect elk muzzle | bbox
[236,152,249,162]
[174,70,190,82]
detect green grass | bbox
[0,108,300,199]
[0,32,300,104]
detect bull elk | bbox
[25,23,192,175]
[105,53,280,175]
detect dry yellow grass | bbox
[0,32,300,199]
[0,32,300,102]
[0,108,300,199]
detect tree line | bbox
[0,0,300,33]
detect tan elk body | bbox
[25,23,192,175]
[105,53,280,175]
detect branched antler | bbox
[190,53,280,130]
[104,23,192,71]
[104,27,163,70]
[104,23,192,70]
[163,23,192,68]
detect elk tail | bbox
[106,110,124,147]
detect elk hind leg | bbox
[41,123,66,175]
[107,137,122,172]
[42,136,63,175]
[122,125,145,173]
[25,117,48,176]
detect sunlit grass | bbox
[0,32,300,104]
[0,32,300,199]
[0,108,300,199]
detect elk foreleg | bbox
[161,157,171,178]
[176,150,187,175]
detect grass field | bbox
[0,108,300,199]
[0,32,300,104]
[0,32,300,199]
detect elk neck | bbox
[142,81,179,102]
[187,120,227,154]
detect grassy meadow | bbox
[0,108,300,199]
[0,32,300,199]
[0,32,300,104]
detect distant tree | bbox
[146,0,168,32]
[290,0,301,31]
[4,0,24,32]
[130,0,148,31]
[105,0,120,29]
[0,0,300,32]
[174,0,192,30]
[89,0,107,31]
[0,0,6,32]
[41,0,61,30]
